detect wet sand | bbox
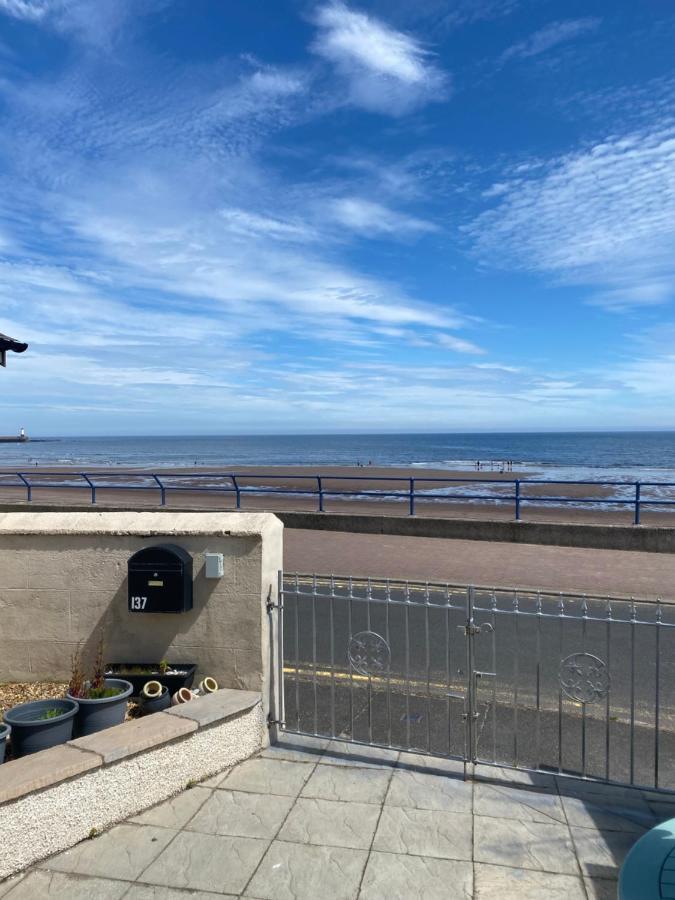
[0,464,671,526]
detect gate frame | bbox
[270,571,674,794]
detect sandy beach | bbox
[0,463,672,526]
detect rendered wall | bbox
[0,511,283,697]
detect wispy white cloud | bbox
[466,123,675,310]
[328,197,437,237]
[440,0,520,29]
[0,0,54,21]
[501,17,601,62]
[371,0,521,32]
[436,333,485,355]
[312,2,448,115]
[219,208,318,243]
[0,0,166,48]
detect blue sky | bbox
[0,0,674,435]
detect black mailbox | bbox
[128,544,193,613]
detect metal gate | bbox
[272,573,675,792]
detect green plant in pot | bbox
[67,637,133,737]
[3,700,78,758]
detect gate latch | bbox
[457,622,494,636]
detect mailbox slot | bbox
[128,544,193,613]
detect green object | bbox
[3,699,78,756]
[85,685,123,700]
[619,817,675,899]
[66,678,133,737]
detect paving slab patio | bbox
[4,734,670,898]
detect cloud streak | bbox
[312,2,448,114]
[501,17,601,62]
[467,123,675,310]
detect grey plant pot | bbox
[141,685,171,715]
[67,679,133,737]
[0,722,10,763]
[3,699,78,758]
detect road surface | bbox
[284,529,675,601]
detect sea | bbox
[2,432,675,485]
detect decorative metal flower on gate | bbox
[348,631,391,677]
[559,652,610,704]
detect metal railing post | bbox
[17,473,31,502]
[465,585,476,763]
[81,473,96,504]
[515,480,521,521]
[409,478,415,516]
[230,475,241,510]
[152,474,166,506]
[317,476,324,512]
[267,570,285,742]
[634,482,641,525]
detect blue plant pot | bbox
[67,679,133,737]
[141,686,171,715]
[3,699,78,758]
[0,722,10,763]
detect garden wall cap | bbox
[69,711,197,764]
[0,744,101,805]
[0,688,263,807]
[0,510,283,537]
[166,688,261,727]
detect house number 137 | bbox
[130,596,148,610]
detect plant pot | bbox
[105,663,196,699]
[141,685,170,715]
[198,677,218,695]
[3,699,78,758]
[171,687,194,705]
[0,722,10,763]
[141,681,163,700]
[67,679,133,737]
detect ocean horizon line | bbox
[13,428,675,440]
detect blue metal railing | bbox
[0,470,674,524]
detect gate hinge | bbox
[266,600,281,612]
[267,713,285,728]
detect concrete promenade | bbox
[285,529,675,600]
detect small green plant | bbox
[38,708,63,720]
[88,827,98,839]
[185,778,197,789]
[86,686,123,700]
[159,659,170,675]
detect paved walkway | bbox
[3,736,673,898]
[285,529,675,600]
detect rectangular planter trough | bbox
[105,663,197,699]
